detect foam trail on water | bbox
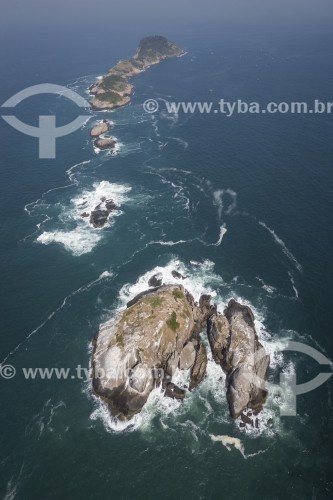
[258,220,303,273]
[288,271,299,299]
[213,189,237,221]
[210,434,247,458]
[212,225,227,246]
[0,271,113,366]
[210,434,269,459]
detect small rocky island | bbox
[80,196,118,228]
[90,119,117,151]
[91,279,270,426]
[89,35,185,111]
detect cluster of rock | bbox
[90,120,116,151]
[80,196,117,228]
[91,277,271,423]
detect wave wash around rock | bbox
[91,283,270,422]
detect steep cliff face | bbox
[92,285,212,420]
[208,300,270,419]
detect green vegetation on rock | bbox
[173,289,184,300]
[90,35,183,110]
[166,311,180,332]
[101,74,128,92]
[116,333,125,348]
[150,296,164,307]
[93,91,124,104]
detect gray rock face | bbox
[90,209,109,228]
[91,287,270,421]
[89,199,118,228]
[179,342,196,370]
[148,273,163,288]
[171,270,185,280]
[94,137,116,150]
[208,299,270,419]
[92,285,210,420]
[189,343,208,390]
[165,383,186,401]
[90,120,111,137]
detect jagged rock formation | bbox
[79,196,117,228]
[91,286,270,422]
[91,285,213,420]
[208,299,270,419]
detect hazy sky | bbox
[3,0,333,30]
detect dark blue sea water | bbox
[0,25,333,499]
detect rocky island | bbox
[89,36,185,111]
[91,279,270,427]
[89,119,117,151]
[79,196,118,228]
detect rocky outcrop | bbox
[91,285,209,420]
[172,270,185,280]
[86,198,118,228]
[189,343,207,390]
[91,286,270,421]
[148,273,163,288]
[90,95,131,112]
[94,137,116,151]
[90,120,112,137]
[208,300,270,419]
[179,341,196,370]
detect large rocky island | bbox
[89,35,185,111]
[91,279,270,427]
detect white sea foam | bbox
[210,434,247,458]
[288,271,299,299]
[258,220,303,273]
[72,180,131,219]
[213,189,237,221]
[210,434,269,459]
[36,181,131,256]
[211,225,227,246]
[37,228,102,256]
[256,277,277,295]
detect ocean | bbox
[0,25,333,499]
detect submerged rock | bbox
[88,198,118,228]
[172,270,185,280]
[90,209,110,228]
[148,273,163,288]
[208,299,270,419]
[266,418,274,428]
[164,382,186,401]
